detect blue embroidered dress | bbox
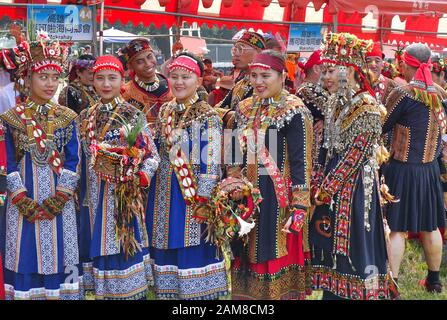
[78,97,160,299]
[0,102,82,300]
[146,95,229,299]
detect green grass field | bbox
[396,240,447,300]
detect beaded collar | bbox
[26,98,55,114]
[98,96,125,112]
[259,91,284,107]
[173,93,199,112]
[135,74,160,92]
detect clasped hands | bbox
[12,191,71,223]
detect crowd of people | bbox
[0,27,446,301]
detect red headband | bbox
[168,55,201,77]
[93,55,124,77]
[403,51,433,88]
[249,53,285,73]
[32,60,62,74]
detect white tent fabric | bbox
[99,27,144,43]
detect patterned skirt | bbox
[309,165,390,300]
[232,232,306,300]
[384,159,446,232]
[149,242,228,300]
[84,248,153,300]
[4,266,84,300]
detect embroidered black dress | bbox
[309,92,390,300]
[383,86,446,232]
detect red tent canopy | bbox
[2,0,447,48]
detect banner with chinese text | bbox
[27,5,93,41]
[287,23,327,52]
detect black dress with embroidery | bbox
[383,86,446,232]
[229,92,314,300]
[309,92,390,300]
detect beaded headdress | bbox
[14,31,68,80]
[93,55,125,77]
[123,38,153,64]
[168,55,202,77]
[321,32,373,71]
[321,32,375,97]
[236,31,266,51]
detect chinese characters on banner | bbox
[27,5,93,41]
[287,23,328,52]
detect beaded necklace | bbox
[135,74,160,92]
[16,98,63,174]
[163,93,200,202]
[87,96,124,150]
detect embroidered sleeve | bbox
[140,124,160,181]
[7,171,26,199]
[62,121,81,173]
[383,88,406,134]
[198,115,222,198]
[286,111,313,209]
[322,132,375,197]
[3,122,26,198]
[56,168,79,196]
[54,120,80,195]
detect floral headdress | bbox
[14,30,68,82]
[321,32,373,71]
[321,32,375,97]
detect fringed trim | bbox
[413,87,447,133]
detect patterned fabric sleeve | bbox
[56,120,81,196]
[286,112,313,210]
[198,115,222,198]
[382,88,406,134]
[224,106,244,178]
[4,123,26,199]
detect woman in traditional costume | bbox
[0,32,83,300]
[146,52,228,299]
[78,55,160,299]
[228,50,314,300]
[309,33,391,300]
[59,54,98,114]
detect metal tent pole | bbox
[99,0,105,56]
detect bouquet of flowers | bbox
[90,111,151,259]
[205,177,263,260]
[92,112,149,184]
